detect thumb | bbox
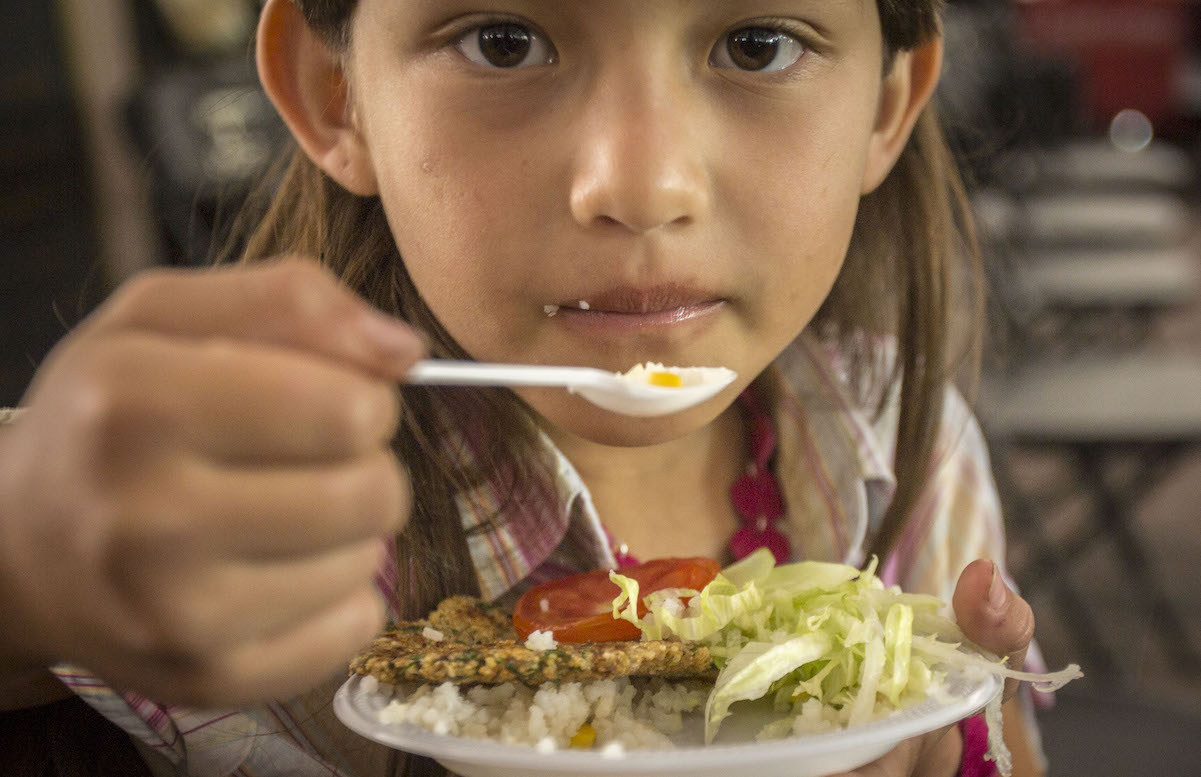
[951,559,1035,701]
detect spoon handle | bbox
[404,360,607,388]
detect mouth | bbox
[565,284,722,314]
[544,284,727,331]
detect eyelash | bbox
[711,21,811,73]
[443,16,816,74]
[447,15,556,70]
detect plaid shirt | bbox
[11,334,1020,776]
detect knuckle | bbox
[144,592,222,670]
[389,456,413,533]
[174,660,238,708]
[105,269,177,322]
[347,539,387,579]
[267,260,354,332]
[326,452,407,536]
[386,453,413,532]
[71,358,145,450]
[104,529,217,664]
[1010,598,1036,649]
[345,585,388,644]
[335,381,400,452]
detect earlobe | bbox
[256,0,378,196]
[860,37,943,195]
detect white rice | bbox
[523,629,557,651]
[377,678,707,751]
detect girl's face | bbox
[344,0,896,444]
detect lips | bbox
[557,284,722,314]
[547,283,726,335]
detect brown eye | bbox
[711,27,805,72]
[457,23,555,69]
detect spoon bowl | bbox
[404,360,737,417]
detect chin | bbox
[521,388,738,448]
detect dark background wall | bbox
[0,0,103,407]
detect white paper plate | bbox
[334,670,1000,777]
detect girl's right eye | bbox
[710,26,805,73]
[454,23,555,69]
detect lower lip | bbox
[551,300,726,334]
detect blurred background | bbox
[1,0,1200,773]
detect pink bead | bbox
[729,525,791,563]
[730,470,784,520]
[751,417,778,467]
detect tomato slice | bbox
[512,557,721,643]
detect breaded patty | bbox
[425,595,517,643]
[349,596,717,687]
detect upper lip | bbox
[557,284,722,314]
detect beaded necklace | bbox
[610,389,790,567]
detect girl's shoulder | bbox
[776,332,983,461]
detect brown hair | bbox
[235,2,979,769]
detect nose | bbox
[568,64,711,234]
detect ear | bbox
[860,36,943,194]
[256,0,378,196]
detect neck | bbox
[544,406,745,562]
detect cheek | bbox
[730,142,864,328]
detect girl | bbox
[0,0,1043,775]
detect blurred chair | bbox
[124,61,286,265]
[976,138,1201,685]
[982,353,1201,681]
[118,0,286,266]
[940,1,1201,686]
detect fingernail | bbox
[988,562,1008,610]
[360,310,422,360]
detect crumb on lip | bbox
[543,305,559,317]
[578,300,590,310]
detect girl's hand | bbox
[0,259,423,707]
[827,559,1037,777]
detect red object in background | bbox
[1015,0,1191,128]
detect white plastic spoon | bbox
[404,360,737,417]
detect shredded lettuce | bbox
[608,549,1082,776]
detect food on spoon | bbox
[648,372,683,387]
[616,362,735,390]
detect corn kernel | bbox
[570,723,596,749]
[648,371,683,388]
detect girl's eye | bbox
[710,27,805,72]
[455,23,555,69]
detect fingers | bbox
[112,537,388,663]
[218,585,386,705]
[170,452,408,559]
[951,559,1036,701]
[85,258,423,382]
[3,258,421,707]
[70,330,402,463]
[119,585,386,708]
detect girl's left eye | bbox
[710,27,805,72]
[455,23,555,69]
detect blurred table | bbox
[982,353,1201,682]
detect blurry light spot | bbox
[1109,109,1154,153]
